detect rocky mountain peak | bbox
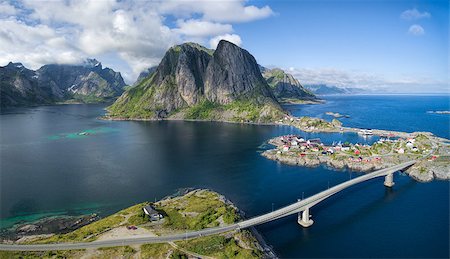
[205,40,275,104]
[109,40,285,122]
[261,66,316,102]
[83,58,102,69]
[6,62,25,69]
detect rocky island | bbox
[0,189,272,259]
[106,40,318,123]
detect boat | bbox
[358,129,373,135]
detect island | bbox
[265,115,450,182]
[0,189,272,258]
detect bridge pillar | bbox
[298,207,314,227]
[384,173,395,187]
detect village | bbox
[262,132,450,182]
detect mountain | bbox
[37,59,126,101]
[134,66,157,86]
[108,40,286,123]
[0,59,126,108]
[304,84,365,95]
[260,66,317,103]
[0,62,61,107]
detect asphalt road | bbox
[0,160,415,251]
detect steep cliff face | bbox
[204,41,276,105]
[109,40,285,123]
[0,62,63,107]
[0,59,127,108]
[261,67,316,102]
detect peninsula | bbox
[0,189,271,258]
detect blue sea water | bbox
[0,95,448,258]
[286,95,450,139]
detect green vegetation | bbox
[11,189,264,258]
[141,243,173,258]
[264,69,286,88]
[0,250,84,259]
[177,232,261,259]
[97,246,136,258]
[296,116,334,129]
[34,214,125,243]
[157,190,240,231]
[107,73,159,119]
[170,250,189,259]
[185,100,221,120]
[185,42,215,55]
[226,100,261,122]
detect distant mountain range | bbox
[0,59,126,108]
[304,84,366,95]
[5,41,367,120]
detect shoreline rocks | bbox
[0,214,99,242]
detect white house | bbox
[143,205,163,221]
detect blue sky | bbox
[0,0,448,92]
[236,0,448,92]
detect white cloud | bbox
[158,0,274,23]
[284,67,447,93]
[174,19,233,37]
[408,24,425,36]
[401,8,430,20]
[209,34,242,49]
[0,0,272,82]
[0,1,17,16]
[0,18,84,68]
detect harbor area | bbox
[262,133,450,182]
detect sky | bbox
[0,0,448,93]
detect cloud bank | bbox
[285,67,447,93]
[0,0,274,82]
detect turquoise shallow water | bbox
[0,95,448,258]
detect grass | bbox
[176,233,261,259]
[185,100,221,120]
[33,214,125,243]
[157,190,240,231]
[0,250,85,259]
[141,243,173,258]
[225,100,263,122]
[97,246,136,258]
[19,190,262,258]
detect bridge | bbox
[0,160,415,251]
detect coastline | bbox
[102,112,450,183]
[1,188,276,258]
